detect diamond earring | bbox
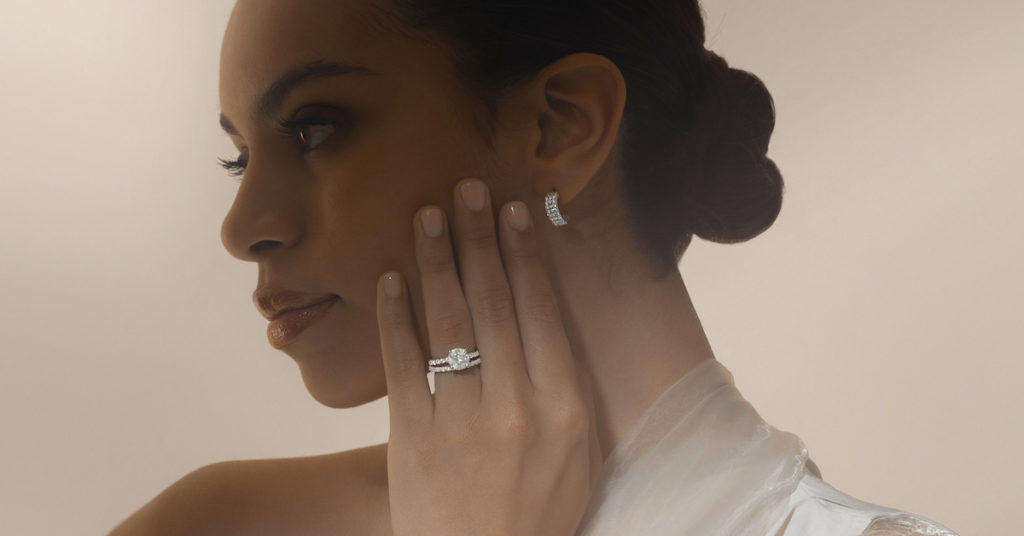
[545,190,570,227]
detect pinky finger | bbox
[377,271,434,432]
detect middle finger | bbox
[451,178,530,398]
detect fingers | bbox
[413,204,481,408]
[450,178,530,397]
[496,200,577,394]
[376,271,433,433]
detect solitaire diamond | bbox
[448,348,472,370]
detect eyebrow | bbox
[219,59,375,136]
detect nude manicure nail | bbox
[421,207,443,237]
[460,180,486,211]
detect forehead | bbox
[218,0,430,124]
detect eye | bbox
[276,116,338,152]
[215,113,340,181]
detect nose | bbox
[220,171,302,262]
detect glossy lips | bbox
[254,288,340,348]
[265,296,340,349]
[254,289,339,321]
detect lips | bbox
[253,288,339,321]
[265,296,340,349]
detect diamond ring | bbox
[428,347,481,373]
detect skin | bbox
[375,176,604,535]
[151,0,719,532]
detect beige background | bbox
[1,1,1020,534]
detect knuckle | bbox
[417,244,457,275]
[473,285,515,325]
[440,420,472,446]
[497,402,538,443]
[548,397,589,444]
[460,224,497,253]
[443,411,485,445]
[379,305,407,330]
[433,308,468,342]
[502,236,537,265]
[523,291,561,325]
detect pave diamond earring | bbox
[545,190,569,227]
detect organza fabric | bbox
[574,358,960,536]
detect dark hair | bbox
[374,1,784,278]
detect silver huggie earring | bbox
[545,190,570,227]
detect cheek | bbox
[306,165,419,313]
[308,103,486,301]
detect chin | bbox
[298,361,388,409]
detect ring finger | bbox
[414,204,481,408]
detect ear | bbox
[499,53,627,205]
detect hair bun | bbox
[685,51,784,244]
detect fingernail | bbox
[460,180,486,211]
[420,207,443,238]
[506,201,530,231]
[384,272,402,298]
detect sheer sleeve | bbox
[861,513,960,536]
[572,359,961,536]
[770,472,961,536]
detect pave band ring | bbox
[428,347,482,373]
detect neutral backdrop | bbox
[1,1,1020,535]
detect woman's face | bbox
[218,0,526,407]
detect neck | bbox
[538,224,716,462]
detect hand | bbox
[375,177,603,536]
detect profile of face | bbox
[218,0,627,408]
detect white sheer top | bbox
[574,358,960,535]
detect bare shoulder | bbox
[107,442,391,536]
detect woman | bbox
[109,1,960,534]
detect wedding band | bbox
[428,347,481,373]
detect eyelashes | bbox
[216,116,339,182]
[217,154,248,181]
